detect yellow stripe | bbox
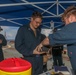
[0,68,31,75]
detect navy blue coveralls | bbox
[48,22,76,73]
[0,34,7,61]
[15,25,43,75]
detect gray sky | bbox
[0,26,19,40]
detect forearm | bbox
[41,37,50,46]
[37,37,50,52]
[15,44,34,56]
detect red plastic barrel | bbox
[0,58,31,72]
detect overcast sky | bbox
[0,26,19,40]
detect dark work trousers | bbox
[0,49,4,61]
[53,56,63,66]
[23,56,43,75]
[43,63,47,72]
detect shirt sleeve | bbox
[15,26,34,57]
[48,25,76,46]
[0,34,7,46]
